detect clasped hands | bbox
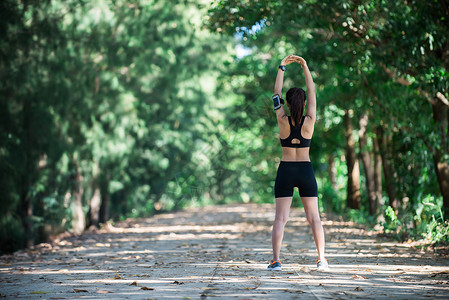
[281,55,306,66]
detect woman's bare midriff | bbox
[281,147,310,162]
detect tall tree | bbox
[358,114,376,215]
[345,110,361,209]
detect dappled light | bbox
[1,204,448,298]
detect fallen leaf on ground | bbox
[58,269,69,273]
[201,294,217,297]
[172,280,184,284]
[332,291,348,295]
[299,266,310,273]
[351,275,367,279]
[130,281,138,286]
[429,271,449,278]
[140,286,154,290]
[245,281,261,290]
[97,290,113,294]
[74,289,88,293]
[355,287,364,291]
[30,291,49,294]
[114,272,123,279]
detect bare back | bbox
[278,115,315,161]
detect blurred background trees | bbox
[1,0,448,253]
[0,0,236,252]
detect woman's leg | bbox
[272,197,292,261]
[301,197,325,261]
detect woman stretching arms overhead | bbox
[267,55,328,271]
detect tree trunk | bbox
[71,161,85,234]
[328,154,337,191]
[376,126,399,212]
[99,190,110,224]
[21,190,34,248]
[373,133,383,220]
[358,114,377,216]
[434,157,449,216]
[89,186,101,228]
[99,173,110,224]
[431,100,449,216]
[21,98,34,248]
[345,110,361,209]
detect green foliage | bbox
[347,208,376,228]
[425,219,449,246]
[380,196,449,246]
[415,197,449,245]
[382,206,400,234]
[318,155,347,213]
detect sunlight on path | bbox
[1,203,448,299]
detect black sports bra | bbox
[280,116,311,148]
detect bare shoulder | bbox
[277,113,289,122]
[277,114,289,129]
[302,115,315,133]
[277,114,290,139]
[303,115,316,124]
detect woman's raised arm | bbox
[274,67,285,98]
[274,55,296,120]
[294,56,316,120]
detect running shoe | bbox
[267,260,282,271]
[316,258,329,271]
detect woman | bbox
[267,55,328,271]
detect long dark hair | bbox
[286,87,306,128]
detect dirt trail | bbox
[1,203,449,299]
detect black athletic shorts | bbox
[274,161,318,198]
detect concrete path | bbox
[1,203,448,299]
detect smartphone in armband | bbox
[272,94,281,110]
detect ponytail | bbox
[286,87,306,128]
